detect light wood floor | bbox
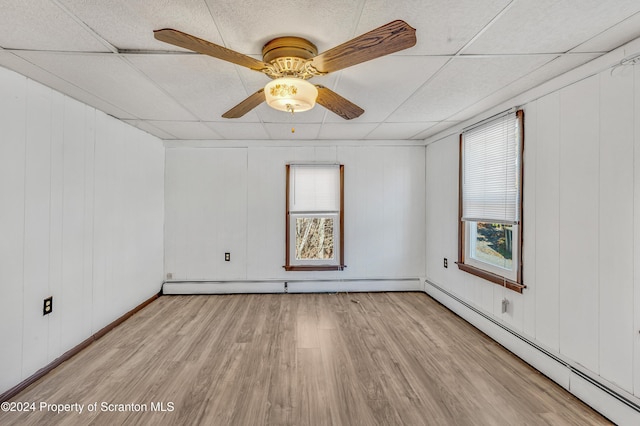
[2,292,610,425]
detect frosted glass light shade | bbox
[264,77,318,112]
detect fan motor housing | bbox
[262,37,320,78]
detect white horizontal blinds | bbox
[289,165,340,212]
[462,112,521,224]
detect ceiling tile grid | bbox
[0,0,639,141]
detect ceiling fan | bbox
[153,20,416,120]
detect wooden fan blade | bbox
[315,86,364,120]
[222,88,265,118]
[310,20,416,73]
[154,29,270,71]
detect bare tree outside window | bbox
[295,217,334,260]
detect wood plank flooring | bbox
[1,292,610,425]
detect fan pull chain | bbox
[287,104,296,133]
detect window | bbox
[458,110,524,293]
[284,164,345,271]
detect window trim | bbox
[284,164,345,271]
[457,110,525,294]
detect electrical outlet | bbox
[443,258,448,268]
[225,252,230,262]
[501,298,509,314]
[43,296,53,316]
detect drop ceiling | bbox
[1,0,639,141]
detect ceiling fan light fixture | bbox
[264,77,318,113]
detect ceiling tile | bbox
[366,122,438,140]
[418,121,461,141]
[205,122,270,139]
[0,51,135,119]
[123,119,177,139]
[126,54,254,122]
[203,0,364,55]
[264,123,321,140]
[356,0,512,55]
[0,0,109,52]
[13,51,195,121]
[446,53,602,123]
[324,55,449,123]
[147,120,223,140]
[59,0,223,51]
[387,55,555,122]
[317,123,379,140]
[465,0,640,54]
[572,11,640,53]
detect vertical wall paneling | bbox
[91,111,110,330]
[337,145,425,279]
[246,147,287,279]
[164,148,248,281]
[0,67,164,395]
[534,92,561,351]
[21,80,53,378]
[163,149,187,280]
[60,97,88,353]
[135,130,164,301]
[343,146,382,276]
[558,75,600,373]
[0,67,26,392]
[110,122,125,313]
[634,63,640,398]
[425,136,460,291]
[120,128,137,306]
[598,67,634,392]
[47,90,65,363]
[82,106,95,343]
[522,102,536,337]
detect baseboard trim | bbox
[0,291,161,403]
[424,279,640,425]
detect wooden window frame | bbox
[457,110,525,294]
[284,164,346,271]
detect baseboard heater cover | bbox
[163,281,285,294]
[424,280,640,426]
[162,278,422,295]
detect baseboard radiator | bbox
[162,278,422,295]
[425,279,640,426]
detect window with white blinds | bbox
[289,165,340,213]
[458,110,524,292]
[462,111,521,225]
[285,164,345,271]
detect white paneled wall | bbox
[165,148,248,280]
[635,63,640,404]
[425,62,640,415]
[0,66,164,395]
[558,75,601,373]
[165,144,426,288]
[598,66,635,392]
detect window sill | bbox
[456,262,525,294]
[283,265,346,271]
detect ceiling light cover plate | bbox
[265,77,318,112]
